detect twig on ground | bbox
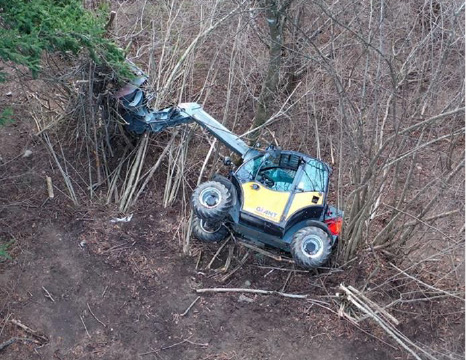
[238,241,294,264]
[10,319,48,343]
[195,251,202,270]
[0,313,11,337]
[347,285,400,325]
[390,263,463,300]
[206,237,230,269]
[220,251,250,282]
[80,315,91,339]
[139,336,208,356]
[196,287,308,299]
[219,245,234,273]
[180,296,201,317]
[339,284,437,360]
[161,338,208,350]
[257,265,310,273]
[87,303,107,328]
[138,347,159,357]
[42,133,79,205]
[45,176,54,198]
[280,267,294,292]
[42,286,55,302]
[0,337,39,351]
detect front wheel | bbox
[192,181,233,222]
[191,215,229,243]
[291,226,332,269]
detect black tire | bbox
[191,215,229,243]
[291,226,332,269]
[191,181,233,222]
[211,174,234,192]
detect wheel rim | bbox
[199,219,221,233]
[301,235,324,258]
[199,187,222,208]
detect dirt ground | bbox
[0,75,464,359]
[0,112,405,360]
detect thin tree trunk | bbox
[251,0,291,144]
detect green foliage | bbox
[0,239,14,261]
[0,0,129,78]
[0,107,14,126]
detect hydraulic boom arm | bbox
[177,103,251,157]
[116,77,255,159]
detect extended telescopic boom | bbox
[116,75,257,160]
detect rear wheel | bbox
[291,226,332,269]
[191,215,229,243]
[192,181,232,222]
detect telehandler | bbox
[116,70,343,269]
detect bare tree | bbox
[250,0,294,143]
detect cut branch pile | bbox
[339,284,443,360]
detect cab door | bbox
[284,159,328,222]
[234,154,299,224]
[241,182,290,223]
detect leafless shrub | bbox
[19,0,464,357]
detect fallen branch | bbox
[218,245,234,273]
[42,133,79,205]
[238,241,294,264]
[348,285,400,325]
[45,176,54,199]
[206,237,230,270]
[195,250,202,270]
[390,263,463,300]
[339,284,437,360]
[280,267,294,292]
[161,338,208,350]
[180,296,200,317]
[42,286,55,302]
[0,337,38,352]
[80,315,91,339]
[256,265,310,274]
[220,251,250,282]
[87,303,107,328]
[139,336,208,356]
[196,287,308,299]
[119,134,149,212]
[10,319,48,344]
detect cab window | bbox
[235,153,300,192]
[259,167,296,191]
[235,156,263,182]
[297,160,328,193]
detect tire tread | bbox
[192,181,233,222]
[291,226,332,269]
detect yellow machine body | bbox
[241,182,324,223]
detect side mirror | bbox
[223,156,232,166]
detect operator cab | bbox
[232,149,330,235]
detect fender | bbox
[211,174,237,206]
[283,219,335,245]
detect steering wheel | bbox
[259,172,275,188]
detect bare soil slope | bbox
[0,119,397,360]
